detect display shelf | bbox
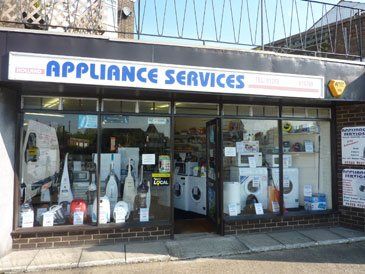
[285,152,319,154]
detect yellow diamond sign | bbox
[328,80,346,98]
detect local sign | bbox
[8,51,324,98]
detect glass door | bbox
[206,118,222,234]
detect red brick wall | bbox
[336,104,365,231]
[225,213,339,235]
[12,224,172,250]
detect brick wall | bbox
[224,213,339,235]
[336,104,365,231]
[12,224,172,250]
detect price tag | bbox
[271,201,280,213]
[73,211,84,225]
[228,203,238,216]
[254,203,264,215]
[236,142,244,154]
[284,177,290,188]
[21,211,34,228]
[140,208,149,222]
[252,176,260,187]
[304,184,312,197]
[142,154,155,165]
[224,147,237,157]
[42,212,54,227]
[283,158,290,168]
[248,157,256,168]
[114,209,126,224]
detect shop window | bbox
[102,100,137,113]
[282,106,331,119]
[318,108,331,118]
[138,101,171,114]
[100,115,171,224]
[175,102,219,115]
[62,98,98,111]
[19,113,98,228]
[222,119,281,218]
[222,105,251,116]
[22,96,61,110]
[282,120,332,212]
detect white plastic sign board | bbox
[271,201,280,213]
[140,208,149,222]
[8,52,324,99]
[228,203,238,216]
[254,203,264,215]
[142,154,155,165]
[224,147,236,157]
[342,169,365,208]
[304,184,312,197]
[248,157,256,168]
[73,211,84,225]
[42,212,54,227]
[341,127,365,165]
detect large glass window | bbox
[20,113,98,227]
[223,119,281,218]
[100,115,171,224]
[282,120,332,212]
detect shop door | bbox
[206,118,223,234]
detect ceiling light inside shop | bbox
[25,112,64,118]
[43,98,60,109]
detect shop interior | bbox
[173,117,215,234]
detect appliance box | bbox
[236,152,262,167]
[266,154,292,167]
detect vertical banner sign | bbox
[342,169,365,208]
[341,127,365,165]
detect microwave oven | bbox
[266,154,292,167]
[236,152,262,167]
[174,161,198,175]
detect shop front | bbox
[1,29,365,252]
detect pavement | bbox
[1,226,365,273]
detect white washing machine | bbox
[173,175,190,211]
[271,168,299,208]
[188,176,207,215]
[230,167,268,210]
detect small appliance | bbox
[188,176,207,215]
[173,175,190,211]
[236,152,262,167]
[265,154,292,167]
[230,167,268,209]
[271,168,299,208]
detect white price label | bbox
[224,147,237,157]
[42,212,54,227]
[73,211,84,225]
[228,203,238,216]
[142,154,155,165]
[253,176,260,187]
[271,201,280,213]
[284,177,290,188]
[140,208,149,222]
[304,184,312,197]
[254,203,264,215]
[114,209,126,224]
[248,157,256,168]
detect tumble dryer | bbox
[271,168,299,208]
[230,167,268,210]
[188,176,207,215]
[173,175,190,211]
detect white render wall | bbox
[0,89,16,257]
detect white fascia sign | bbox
[8,51,324,99]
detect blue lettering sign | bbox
[46,60,60,77]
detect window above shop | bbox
[282,107,331,119]
[174,102,219,115]
[222,104,279,117]
[22,96,98,111]
[102,100,171,114]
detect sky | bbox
[131,0,365,48]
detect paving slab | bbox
[0,249,39,273]
[236,233,285,252]
[78,244,125,268]
[268,231,316,249]
[26,247,82,272]
[298,229,349,245]
[166,235,249,260]
[329,227,365,242]
[125,241,170,263]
